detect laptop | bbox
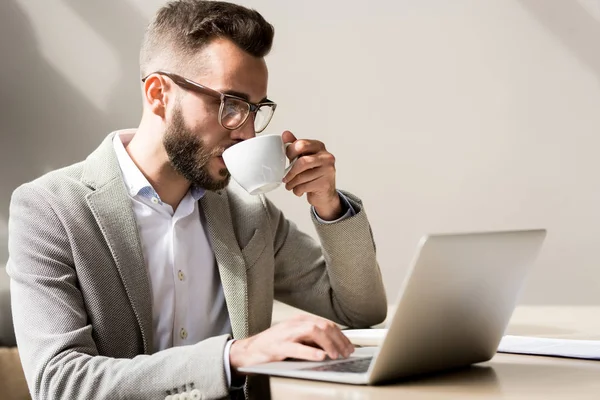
[238,229,547,384]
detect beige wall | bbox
[1,0,599,305]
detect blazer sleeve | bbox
[7,183,231,400]
[268,190,387,328]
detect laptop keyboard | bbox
[302,357,372,373]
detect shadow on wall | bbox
[0,0,149,262]
[517,0,600,84]
[63,0,148,127]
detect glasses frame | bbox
[141,70,277,133]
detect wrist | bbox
[229,337,249,371]
[314,193,343,221]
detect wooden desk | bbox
[269,303,600,399]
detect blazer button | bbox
[190,389,202,400]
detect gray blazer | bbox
[7,133,387,400]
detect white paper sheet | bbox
[342,330,600,360]
[342,329,386,346]
[497,335,600,360]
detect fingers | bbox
[290,176,334,197]
[285,139,326,160]
[320,323,354,359]
[284,167,322,193]
[282,130,297,145]
[279,342,327,361]
[283,152,335,185]
[296,320,354,360]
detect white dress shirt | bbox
[113,132,236,370]
[113,130,355,389]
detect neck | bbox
[126,121,190,211]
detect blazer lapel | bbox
[82,133,153,353]
[200,191,249,339]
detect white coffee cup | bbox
[222,134,295,195]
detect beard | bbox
[163,106,230,191]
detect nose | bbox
[230,114,256,141]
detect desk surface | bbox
[269,303,600,399]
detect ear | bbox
[142,74,173,119]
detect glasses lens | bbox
[254,104,276,133]
[221,97,250,129]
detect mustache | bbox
[213,142,239,157]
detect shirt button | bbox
[178,270,185,281]
[180,328,188,340]
[151,197,159,204]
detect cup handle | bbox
[284,142,298,177]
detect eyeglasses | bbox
[142,71,277,133]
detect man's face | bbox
[163,38,269,190]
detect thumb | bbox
[282,130,297,145]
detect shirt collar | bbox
[113,130,206,202]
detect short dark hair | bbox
[140,0,274,77]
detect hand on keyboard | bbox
[230,314,355,373]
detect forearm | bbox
[271,191,387,328]
[9,270,231,400]
[312,194,387,327]
[25,334,230,400]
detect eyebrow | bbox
[222,89,270,103]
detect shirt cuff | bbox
[312,191,356,223]
[224,339,245,390]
